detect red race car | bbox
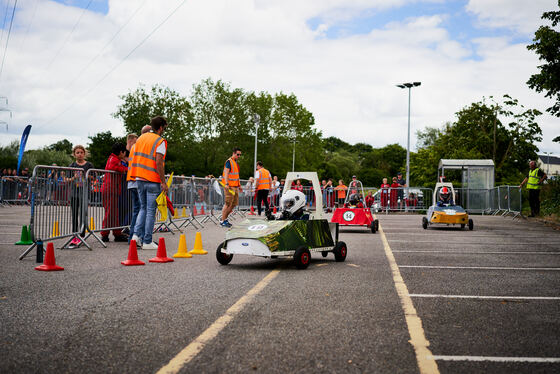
[331,179,379,233]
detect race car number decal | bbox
[248,224,268,231]
[342,211,355,222]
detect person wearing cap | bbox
[396,172,406,210]
[349,175,359,195]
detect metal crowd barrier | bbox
[373,187,433,214]
[0,176,30,205]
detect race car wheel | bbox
[422,217,428,230]
[468,219,474,231]
[321,251,328,257]
[370,221,376,234]
[294,247,311,269]
[375,219,379,231]
[333,241,347,262]
[461,224,465,229]
[216,242,233,265]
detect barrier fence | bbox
[15,164,523,259]
[0,176,30,205]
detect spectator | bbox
[254,161,272,215]
[325,179,334,211]
[390,176,399,210]
[365,190,374,208]
[125,133,141,245]
[68,145,94,249]
[293,179,303,192]
[380,178,390,210]
[349,175,359,195]
[100,143,128,243]
[270,175,280,207]
[519,160,547,217]
[220,147,242,228]
[407,192,418,208]
[396,172,406,209]
[334,179,347,207]
[130,116,169,249]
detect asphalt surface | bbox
[1,206,559,373]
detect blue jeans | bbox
[135,181,161,244]
[128,187,141,243]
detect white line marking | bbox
[430,355,560,363]
[399,265,560,271]
[410,294,560,300]
[377,217,440,374]
[156,270,280,374]
[393,250,559,255]
[388,240,558,245]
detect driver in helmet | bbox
[346,193,364,208]
[436,186,454,207]
[266,190,309,220]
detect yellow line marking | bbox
[347,263,360,268]
[377,217,440,374]
[316,263,329,267]
[156,269,280,374]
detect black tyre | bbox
[321,251,328,258]
[216,242,233,265]
[333,241,347,262]
[468,219,474,231]
[370,221,376,234]
[422,217,428,230]
[375,219,379,231]
[461,224,465,229]
[294,246,311,269]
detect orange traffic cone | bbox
[35,242,64,271]
[249,205,255,215]
[121,240,145,266]
[192,205,198,216]
[200,205,205,215]
[189,232,208,255]
[149,237,174,263]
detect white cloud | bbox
[0,0,558,161]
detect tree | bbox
[87,131,125,169]
[0,141,18,170]
[411,95,542,186]
[45,139,73,154]
[527,4,560,117]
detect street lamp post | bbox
[253,114,260,175]
[544,152,552,175]
[292,130,296,172]
[396,82,421,188]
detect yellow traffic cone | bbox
[51,221,60,237]
[89,216,95,231]
[181,207,186,218]
[189,232,207,255]
[173,234,192,258]
[173,208,179,219]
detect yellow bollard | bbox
[52,221,60,237]
[189,232,208,255]
[89,216,95,231]
[181,207,186,218]
[173,234,192,258]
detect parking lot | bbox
[1,206,559,373]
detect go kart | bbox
[216,172,347,269]
[422,182,473,230]
[331,179,379,233]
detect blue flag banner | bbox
[17,125,32,174]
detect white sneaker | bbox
[131,234,142,248]
[142,241,158,250]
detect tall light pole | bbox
[253,114,260,175]
[292,129,296,172]
[544,152,552,175]
[396,82,421,188]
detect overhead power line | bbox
[45,0,93,70]
[0,0,18,86]
[41,0,188,128]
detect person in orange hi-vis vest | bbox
[220,147,242,228]
[254,161,272,216]
[128,116,168,250]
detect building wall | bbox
[538,157,560,176]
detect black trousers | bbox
[256,189,270,215]
[528,189,540,216]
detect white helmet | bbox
[280,190,306,215]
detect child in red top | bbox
[390,176,399,210]
[380,178,390,210]
[100,143,128,242]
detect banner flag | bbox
[17,125,32,174]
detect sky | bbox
[0,0,558,156]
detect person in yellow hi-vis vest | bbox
[220,147,242,228]
[519,160,547,217]
[254,161,272,216]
